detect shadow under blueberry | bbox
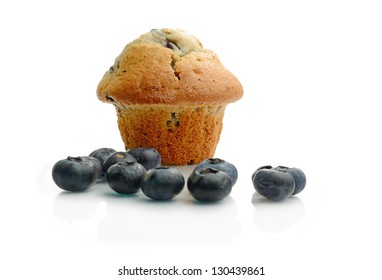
[251,192,306,233]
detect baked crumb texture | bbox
[97,28,243,165]
[117,105,225,165]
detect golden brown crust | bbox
[97,29,243,165]
[97,29,243,106]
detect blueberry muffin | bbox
[97,28,243,165]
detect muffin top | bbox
[97,28,243,106]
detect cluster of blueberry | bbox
[251,166,306,201]
[52,148,238,202]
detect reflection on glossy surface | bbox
[52,165,242,244]
[97,190,241,244]
[252,192,306,233]
[52,190,99,222]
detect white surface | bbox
[1,0,382,279]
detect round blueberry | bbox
[127,147,161,170]
[140,167,185,200]
[252,166,295,201]
[187,168,233,202]
[89,147,116,176]
[106,161,146,194]
[194,158,238,186]
[252,165,273,182]
[82,156,103,179]
[275,166,306,195]
[103,151,137,175]
[52,156,100,192]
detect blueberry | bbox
[106,161,146,194]
[89,147,117,164]
[82,156,103,179]
[194,158,238,185]
[103,151,137,174]
[252,165,272,182]
[89,147,116,176]
[274,166,306,195]
[187,168,233,202]
[252,166,295,201]
[52,156,100,192]
[140,167,184,200]
[127,147,161,170]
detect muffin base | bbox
[115,104,226,165]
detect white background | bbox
[1,0,381,279]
